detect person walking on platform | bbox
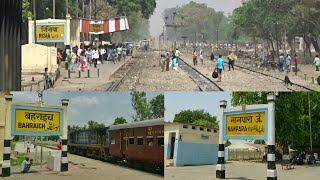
[92,47,99,68]
[216,55,224,82]
[294,54,299,75]
[117,46,122,62]
[86,46,93,67]
[192,49,198,66]
[314,55,320,71]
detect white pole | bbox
[53,0,55,19]
[216,100,227,179]
[267,93,277,180]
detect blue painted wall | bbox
[164,143,171,160]
[174,142,218,166]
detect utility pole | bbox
[76,0,79,18]
[53,0,55,19]
[66,0,69,15]
[308,92,313,152]
[33,0,37,44]
[89,0,92,42]
[82,0,85,42]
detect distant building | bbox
[164,122,219,167]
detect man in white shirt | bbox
[100,46,106,64]
[175,48,181,65]
[92,47,99,68]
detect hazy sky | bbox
[164,92,232,122]
[150,0,243,37]
[11,92,162,127]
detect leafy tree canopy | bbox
[173,109,218,129]
[113,117,127,125]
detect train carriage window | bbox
[110,137,115,144]
[146,136,153,146]
[129,137,134,145]
[137,136,144,145]
[157,136,164,146]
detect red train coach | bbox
[109,118,164,171]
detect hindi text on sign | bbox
[226,112,266,136]
[36,25,64,41]
[15,109,60,133]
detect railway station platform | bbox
[46,56,132,91]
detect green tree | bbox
[173,109,218,128]
[225,140,232,147]
[22,0,33,22]
[87,120,105,130]
[107,0,156,19]
[150,94,165,119]
[113,117,127,125]
[130,91,152,121]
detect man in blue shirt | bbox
[21,157,33,173]
[216,55,224,82]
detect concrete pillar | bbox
[267,93,277,180]
[60,99,69,172]
[1,94,13,177]
[28,17,33,44]
[0,92,6,164]
[66,15,71,46]
[216,100,227,179]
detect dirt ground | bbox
[0,142,162,180]
[180,54,319,91]
[165,161,320,180]
[116,51,199,91]
[0,154,163,180]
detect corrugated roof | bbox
[109,118,164,130]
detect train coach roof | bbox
[109,118,164,130]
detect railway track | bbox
[232,63,316,92]
[169,48,316,92]
[178,58,224,91]
[106,51,146,91]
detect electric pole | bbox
[53,0,55,19]
[33,0,37,44]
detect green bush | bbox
[10,141,16,151]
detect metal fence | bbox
[20,69,61,92]
[227,149,265,161]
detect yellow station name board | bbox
[15,109,60,133]
[226,112,265,136]
[89,24,104,32]
[36,25,64,41]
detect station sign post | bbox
[1,95,69,177]
[216,93,276,180]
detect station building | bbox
[164,122,219,166]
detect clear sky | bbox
[164,92,232,122]
[150,0,243,37]
[11,92,162,127]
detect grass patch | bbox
[11,154,41,166]
[11,155,28,166]
[11,141,16,151]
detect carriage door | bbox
[120,129,128,157]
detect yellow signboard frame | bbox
[32,23,66,43]
[11,105,63,136]
[223,108,268,140]
[89,24,104,33]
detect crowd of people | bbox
[57,43,133,73]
